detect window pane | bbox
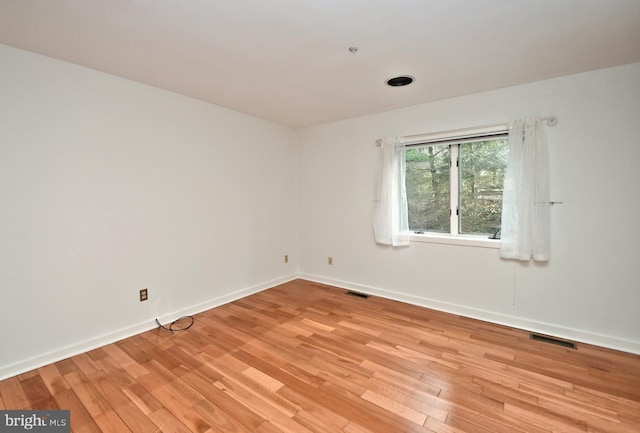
[405,145,450,233]
[459,139,508,236]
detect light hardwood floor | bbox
[1,279,639,432]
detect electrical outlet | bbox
[328,257,333,265]
[140,288,148,302]
[284,255,289,263]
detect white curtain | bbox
[373,137,410,246]
[500,116,550,261]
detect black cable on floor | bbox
[155,316,194,333]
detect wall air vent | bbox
[530,333,577,349]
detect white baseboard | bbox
[4,272,636,381]
[0,274,298,381]
[298,273,640,355]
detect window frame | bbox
[401,124,509,248]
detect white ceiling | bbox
[1,0,639,129]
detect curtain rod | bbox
[375,115,557,147]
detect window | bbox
[404,129,508,238]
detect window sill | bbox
[406,232,500,249]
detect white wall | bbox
[0,44,298,379]
[297,62,640,354]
